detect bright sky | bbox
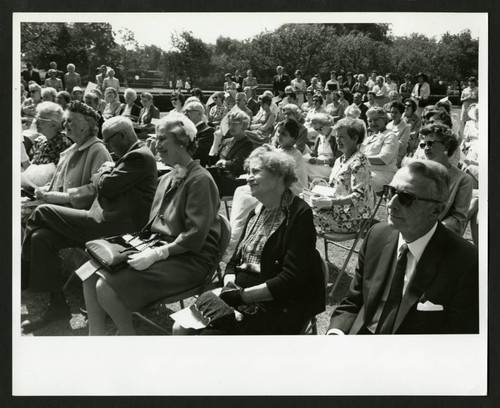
[104,12,484,51]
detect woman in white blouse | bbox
[360,107,398,193]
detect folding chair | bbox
[132,214,231,334]
[322,194,384,301]
[301,256,329,335]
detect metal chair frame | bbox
[322,195,384,300]
[132,214,231,334]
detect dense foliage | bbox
[21,22,478,88]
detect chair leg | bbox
[132,311,170,334]
[328,238,360,301]
[311,317,318,335]
[224,201,230,218]
[62,271,76,292]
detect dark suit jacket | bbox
[193,122,215,167]
[225,194,325,334]
[217,136,254,179]
[116,103,142,122]
[22,69,42,85]
[273,74,291,96]
[246,98,260,116]
[88,142,158,230]
[328,222,479,334]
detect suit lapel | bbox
[363,229,399,325]
[393,224,445,333]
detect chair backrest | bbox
[358,193,385,237]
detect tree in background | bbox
[21,23,117,79]
[21,22,478,92]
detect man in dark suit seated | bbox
[184,100,215,167]
[272,65,291,98]
[21,62,42,85]
[327,159,479,335]
[244,86,259,116]
[21,116,158,331]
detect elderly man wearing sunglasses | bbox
[327,158,478,335]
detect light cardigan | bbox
[439,165,473,235]
[48,137,112,209]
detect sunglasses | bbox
[419,140,444,149]
[383,185,441,207]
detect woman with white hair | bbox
[33,101,112,209]
[116,88,141,122]
[102,87,121,120]
[64,63,81,94]
[22,102,73,187]
[83,114,222,335]
[102,68,120,92]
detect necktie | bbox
[376,243,409,334]
[417,83,422,96]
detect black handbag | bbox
[85,231,163,272]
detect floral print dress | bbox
[314,151,374,233]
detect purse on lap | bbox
[85,231,163,272]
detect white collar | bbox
[397,222,438,262]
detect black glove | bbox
[219,281,245,308]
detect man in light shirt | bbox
[327,159,478,335]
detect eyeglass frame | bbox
[419,140,444,149]
[383,184,442,207]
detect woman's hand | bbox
[311,194,333,210]
[34,187,48,200]
[128,245,170,271]
[309,157,318,164]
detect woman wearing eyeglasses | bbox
[21,83,43,128]
[420,124,473,235]
[402,98,422,156]
[360,107,398,193]
[208,91,228,127]
[168,91,185,116]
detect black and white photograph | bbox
[12,10,488,397]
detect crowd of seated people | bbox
[19,62,481,336]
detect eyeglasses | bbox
[383,185,442,207]
[35,116,53,123]
[419,140,444,149]
[104,131,121,144]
